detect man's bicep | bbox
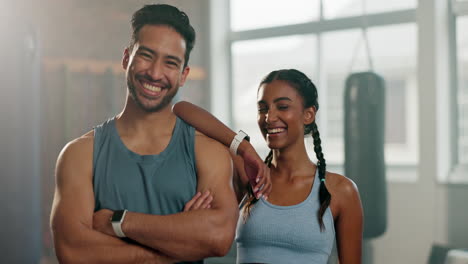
[51,138,95,236]
[194,135,237,210]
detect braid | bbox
[242,150,273,221]
[265,150,273,165]
[311,122,331,231]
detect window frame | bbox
[448,0,468,183]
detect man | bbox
[50,4,240,263]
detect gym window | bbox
[228,0,418,171]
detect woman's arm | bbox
[173,101,237,150]
[333,177,363,264]
[173,101,271,199]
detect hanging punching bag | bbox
[344,71,387,239]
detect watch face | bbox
[111,210,125,222]
[239,130,250,142]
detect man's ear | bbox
[179,66,190,87]
[304,106,316,126]
[122,48,130,70]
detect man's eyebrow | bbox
[138,46,156,54]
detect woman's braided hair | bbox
[243,69,331,231]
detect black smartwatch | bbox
[111,210,128,238]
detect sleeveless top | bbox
[93,117,202,264]
[236,170,335,264]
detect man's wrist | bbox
[111,209,128,238]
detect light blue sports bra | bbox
[235,170,335,264]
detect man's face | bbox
[123,25,190,112]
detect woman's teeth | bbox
[267,128,285,134]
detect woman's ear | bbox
[303,106,316,125]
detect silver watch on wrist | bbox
[229,130,250,155]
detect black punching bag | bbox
[344,71,387,239]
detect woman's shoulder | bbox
[324,172,360,206]
[325,171,363,228]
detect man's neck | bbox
[116,100,177,138]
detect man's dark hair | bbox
[130,4,196,68]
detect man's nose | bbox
[147,60,164,80]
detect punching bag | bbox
[344,71,387,239]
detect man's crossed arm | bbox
[51,132,238,263]
[92,133,238,261]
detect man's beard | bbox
[127,78,179,113]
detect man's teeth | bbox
[267,128,285,134]
[143,83,162,92]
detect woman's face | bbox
[257,80,315,150]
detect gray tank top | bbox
[93,117,201,264]
[236,170,335,264]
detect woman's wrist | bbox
[229,130,250,155]
[237,140,253,157]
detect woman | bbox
[175,69,363,263]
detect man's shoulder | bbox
[69,130,94,147]
[55,130,95,183]
[194,130,230,160]
[59,130,94,162]
[194,130,226,149]
[193,131,234,184]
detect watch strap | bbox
[229,130,249,155]
[111,209,128,238]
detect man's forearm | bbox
[54,224,176,264]
[122,208,238,261]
